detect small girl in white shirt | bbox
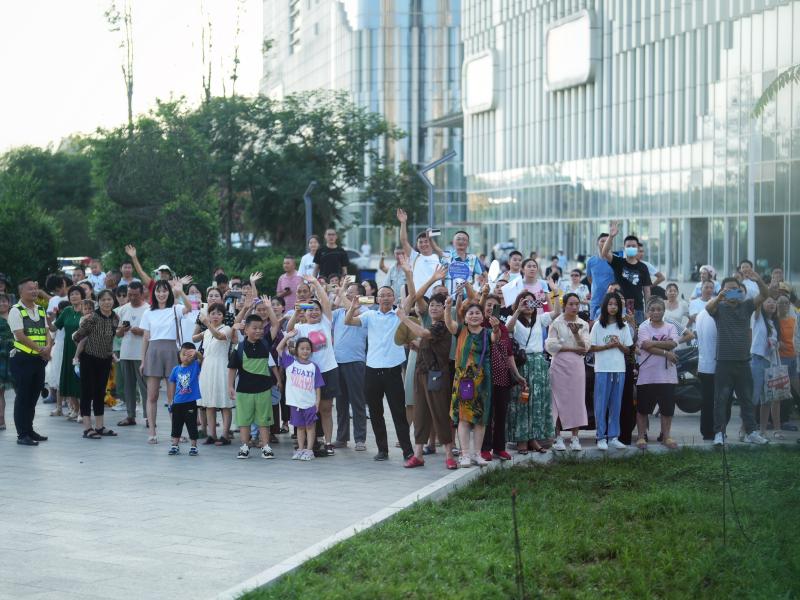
[276,330,325,461]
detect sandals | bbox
[215,437,231,446]
[147,436,158,444]
[95,427,118,437]
[50,409,63,417]
[528,441,548,454]
[279,426,290,434]
[516,444,529,455]
[773,431,785,440]
[662,438,678,450]
[83,429,101,439]
[117,417,136,427]
[203,436,217,445]
[636,438,647,450]
[422,445,437,456]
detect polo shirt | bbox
[331,307,367,363]
[711,299,755,362]
[359,308,406,368]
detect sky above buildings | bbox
[0,0,264,151]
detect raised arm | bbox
[344,299,363,327]
[396,208,414,257]
[171,276,192,314]
[428,234,445,257]
[378,253,388,274]
[304,275,332,320]
[601,221,618,263]
[395,306,431,339]
[749,271,769,310]
[260,295,281,339]
[276,328,298,355]
[505,303,525,333]
[399,255,417,313]
[443,296,458,334]
[125,245,152,287]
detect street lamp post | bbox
[416,150,457,229]
[304,180,317,243]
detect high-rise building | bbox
[261,0,465,252]
[462,0,800,280]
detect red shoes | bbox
[403,455,425,468]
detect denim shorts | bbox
[750,354,771,405]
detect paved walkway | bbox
[2,390,797,600]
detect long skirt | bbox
[550,351,588,431]
[507,352,553,442]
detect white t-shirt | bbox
[512,312,552,354]
[694,309,717,374]
[590,321,633,372]
[410,249,442,298]
[280,353,325,409]
[689,297,709,317]
[296,316,337,372]
[116,302,150,360]
[299,252,316,278]
[47,295,66,317]
[742,279,759,300]
[139,306,183,342]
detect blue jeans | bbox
[750,354,770,406]
[594,371,625,440]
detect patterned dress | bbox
[54,306,82,397]
[507,313,554,442]
[450,325,492,425]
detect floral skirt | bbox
[450,366,491,426]
[507,352,553,442]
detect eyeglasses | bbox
[571,274,580,277]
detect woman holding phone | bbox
[545,293,590,451]
[506,291,559,453]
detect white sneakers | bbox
[744,431,769,445]
[459,455,472,468]
[570,437,582,451]
[237,444,250,459]
[262,445,275,459]
[552,437,567,451]
[596,439,608,451]
[472,454,489,466]
[713,432,725,446]
[609,437,627,449]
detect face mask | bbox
[723,289,744,301]
[624,247,638,258]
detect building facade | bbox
[261,0,465,252]
[462,0,800,280]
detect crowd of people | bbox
[2,214,798,468]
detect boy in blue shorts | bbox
[167,342,201,456]
[228,314,279,459]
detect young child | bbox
[277,330,324,461]
[167,342,202,456]
[228,314,280,459]
[589,291,633,450]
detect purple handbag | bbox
[458,329,487,401]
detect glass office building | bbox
[261,0,465,251]
[462,0,800,280]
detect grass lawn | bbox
[243,447,800,599]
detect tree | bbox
[143,192,218,279]
[89,100,213,268]
[105,0,135,137]
[752,64,800,118]
[243,90,404,247]
[367,160,428,228]
[0,172,60,284]
[0,145,98,256]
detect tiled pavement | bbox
[2,389,798,600]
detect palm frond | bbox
[751,64,800,118]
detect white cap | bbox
[154,264,173,274]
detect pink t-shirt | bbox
[277,273,304,310]
[636,321,679,385]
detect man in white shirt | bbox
[738,260,760,299]
[8,278,52,446]
[434,230,482,295]
[397,208,443,298]
[114,281,150,426]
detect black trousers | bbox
[171,401,199,440]
[79,354,112,417]
[700,371,732,437]
[619,359,636,445]
[364,365,412,458]
[10,352,46,438]
[482,384,510,452]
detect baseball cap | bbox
[154,264,173,274]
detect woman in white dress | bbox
[298,235,321,278]
[194,302,233,445]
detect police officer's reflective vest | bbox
[12,302,47,355]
